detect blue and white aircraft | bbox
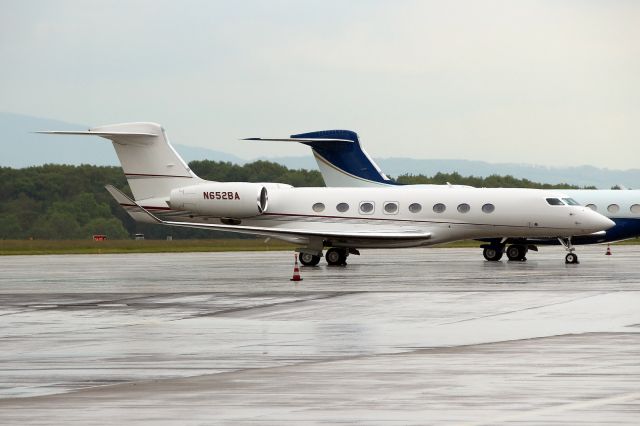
[249,130,640,262]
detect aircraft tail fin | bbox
[246,130,397,187]
[39,122,202,201]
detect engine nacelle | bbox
[169,182,268,218]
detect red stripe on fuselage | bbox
[124,173,193,178]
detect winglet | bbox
[105,184,135,204]
[131,200,164,225]
[105,185,161,224]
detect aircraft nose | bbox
[601,215,616,230]
[586,210,615,231]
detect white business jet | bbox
[40,123,613,266]
[248,129,639,263]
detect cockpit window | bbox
[546,198,565,206]
[562,198,580,206]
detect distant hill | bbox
[2,112,638,188]
[0,113,118,167]
[374,158,640,190]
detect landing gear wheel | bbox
[326,248,347,266]
[565,253,579,264]
[483,246,504,261]
[506,245,528,261]
[299,253,320,266]
[558,237,580,265]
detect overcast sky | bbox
[1,0,639,168]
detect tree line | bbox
[0,160,592,240]
[396,172,594,189]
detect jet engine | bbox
[169,182,268,218]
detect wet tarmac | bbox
[0,246,639,424]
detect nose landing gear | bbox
[564,252,579,264]
[558,237,580,264]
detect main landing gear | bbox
[482,243,534,262]
[325,248,348,266]
[506,244,528,262]
[482,245,504,261]
[558,237,580,264]
[298,247,354,267]
[298,252,321,266]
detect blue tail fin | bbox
[291,130,397,187]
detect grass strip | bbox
[0,239,295,255]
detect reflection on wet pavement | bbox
[0,246,639,424]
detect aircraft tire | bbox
[565,253,579,264]
[299,253,321,266]
[506,245,528,261]
[326,248,347,266]
[483,247,503,261]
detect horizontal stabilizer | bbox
[36,131,157,137]
[36,131,158,146]
[244,137,353,144]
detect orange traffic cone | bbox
[290,254,303,281]
[605,244,612,256]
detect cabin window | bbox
[336,202,350,213]
[312,202,325,213]
[457,203,470,213]
[607,204,620,214]
[562,198,580,206]
[383,202,399,214]
[631,204,640,214]
[546,198,565,206]
[433,203,446,213]
[409,203,422,213]
[586,204,597,211]
[359,201,374,214]
[481,203,495,213]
